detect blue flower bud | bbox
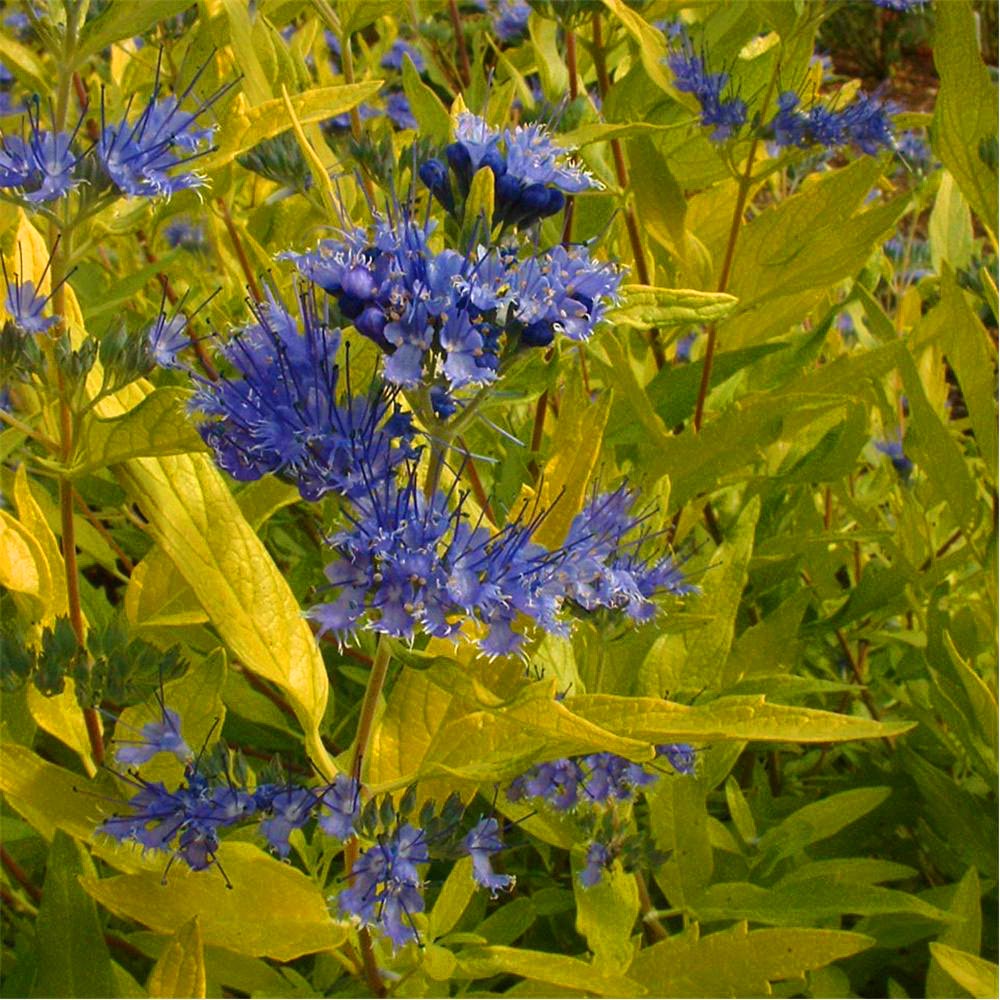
[445,141,473,191]
[521,320,554,347]
[340,265,376,301]
[356,304,388,341]
[418,157,454,213]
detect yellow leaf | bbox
[81,843,347,961]
[13,464,67,620]
[0,508,50,614]
[529,379,612,549]
[28,679,96,778]
[148,917,206,999]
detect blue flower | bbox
[0,106,80,202]
[463,817,515,895]
[191,289,416,501]
[769,90,895,157]
[3,274,56,334]
[257,786,317,858]
[163,216,207,251]
[872,0,925,10]
[489,0,531,42]
[385,91,417,131]
[146,312,190,368]
[339,824,429,951]
[97,59,222,198]
[667,39,746,141]
[579,841,609,888]
[381,39,425,73]
[875,437,913,482]
[580,753,657,805]
[656,743,696,775]
[317,774,360,841]
[522,759,582,811]
[675,332,696,363]
[114,707,190,765]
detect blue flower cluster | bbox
[189,291,416,501]
[667,39,747,142]
[98,703,511,949]
[420,112,600,228]
[283,206,621,392]
[310,481,694,656]
[0,59,223,205]
[770,91,895,156]
[507,743,695,887]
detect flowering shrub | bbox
[0,1,996,997]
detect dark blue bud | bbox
[522,321,554,347]
[479,147,507,178]
[419,158,455,213]
[341,266,376,301]
[430,385,457,419]
[338,293,365,319]
[495,172,523,207]
[445,142,473,192]
[356,305,387,340]
[519,183,551,219]
[539,187,565,218]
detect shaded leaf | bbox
[148,916,206,999]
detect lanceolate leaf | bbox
[147,916,206,1000]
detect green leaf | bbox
[0,31,47,93]
[607,285,737,329]
[754,787,892,872]
[401,53,451,144]
[148,917,206,1000]
[429,857,475,940]
[218,0,272,104]
[629,922,871,998]
[692,879,953,926]
[927,868,984,999]
[568,693,913,744]
[80,843,346,961]
[456,945,645,997]
[32,832,115,999]
[475,898,537,946]
[70,388,207,478]
[648,772,713,909]
[939,267,999,484]
[599,0,682,100]
[75,1,194,62]
[573,860,639,973]
[462,166,495,248]
[204,83,383,171]
[931,0,999,234]
[929,945,999,1000]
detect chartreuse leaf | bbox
[929,172,975,275]
[219,0,272,104]
[652,496,759,695]
[202,83,383,171]
[75,0,192,61]
[753,787,892,873]
[0,31,47,93]
[0,508,51,619]
[939,267,998,485]
[927,868,983,999]
[692,879,952,925]
[456,945,645,997]
[463,166,495,248]
[429,857,475,940]
[931,0,999,234]
[13,464,66,620]
[402,53,451,144]
[115,649,227,786]
[568,694,913,744]
[648,767,713,909]
[628,922,872,998]
[27,680,96,779]
[69,388,207,478]
[33,832,115,998]
[368,665,650,793]
[929,945,999,1000]
[600,0,682,100]
[113,444,333,777]
[80,842,346,961]
[607,285,737,329]
[573,859,639,973]
[529,376,612,549]
[148,916,206,999]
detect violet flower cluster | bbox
[507,743,696,887]
[310,479,694,657]
[98,704,512,950]
[0,59,224,204]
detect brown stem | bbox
[71,488,133,572]
[634,872,668,942]
[1,847,42,903]
[458,437,496,524]
[216,198,262,302]
[447,0,471,87]
[693,65,780,432]
[591,16,665,369]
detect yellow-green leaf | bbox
[462,166,496,248]
[927,868,983,999]
[28,679,97,778]
[608,285,738,329]
[0,508,50,615]
[628,922,872,997]
[568,693,913,744]
[69,388,207,477]
[12,464,67,619]
[402,53,450,144]
[148,916,206,999]
[929,945,999,1000]
[81,842,346,961]
[574,859,639,973]
[203,83,383,171]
